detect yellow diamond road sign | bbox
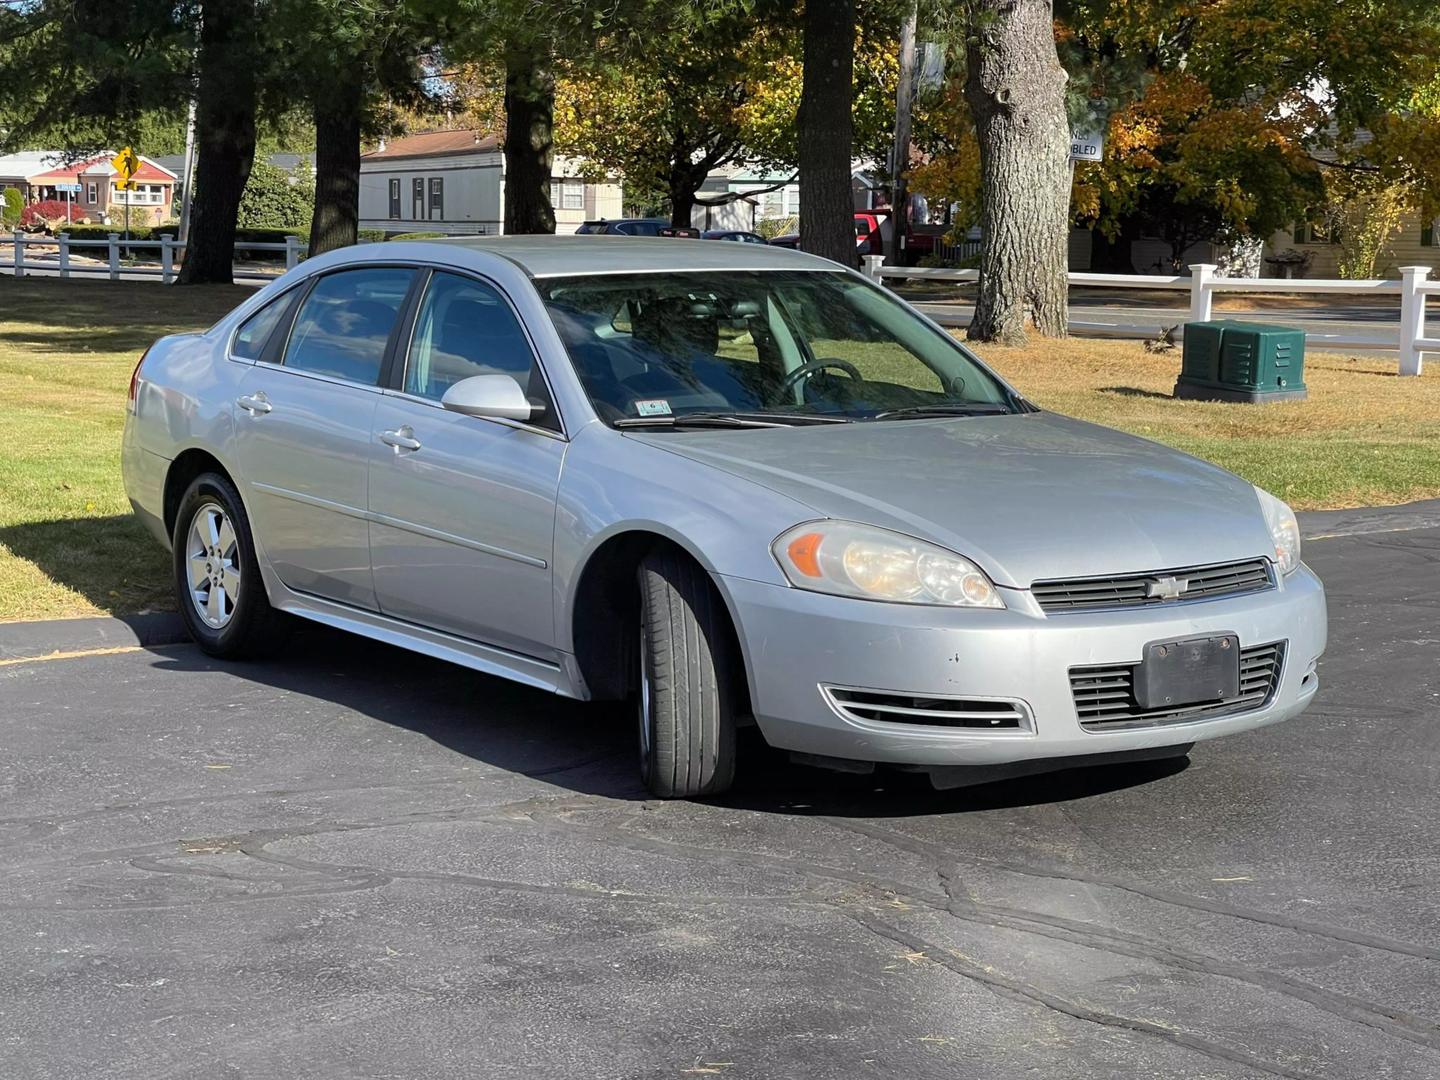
[111,147,140,191]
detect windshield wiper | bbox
[615,411,852,429]
[872,403,1014,421]
[615,412,786,429]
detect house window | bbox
[1423,219,1438,247]
[412,177,424,219]
[784,186,801,217]
[1292,221,1336,245]
[388,178,401,219]
[86,182,97,203]
[561,178,583,210]
[428,177,443,219]
[110,184,163,206]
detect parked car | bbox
[702,230,769,244]
[123,237,1326,798]
[768,210,941,264]
[575,218,670,236]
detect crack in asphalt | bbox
[829,818,1440,962]
[850,913,1329,1080]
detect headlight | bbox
[1255,487,1301,575]
[772,521,1004,607]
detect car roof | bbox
[423,235,843,277]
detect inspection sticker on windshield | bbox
[635,399,672,416]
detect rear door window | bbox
[282,268,414,386]
[231,295,290,360]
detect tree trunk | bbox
[963,0,1070,343]
[177,0,258,285]
[798,0,856,265]
[503,46,555,234]
[308,73,363,257]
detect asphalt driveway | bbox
[2,507,1437,1079]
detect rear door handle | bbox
[380,426,421,453]
[236,393,272,415]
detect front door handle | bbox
[236,392,272,416]
[380,426,422,453]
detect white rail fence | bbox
[864,257,1437,377]
[9,230,303,284]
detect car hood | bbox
[629,412,1276,589]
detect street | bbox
[915,294,1408,353]
[1,504,1437,1078]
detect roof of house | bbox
[0,150,66,179]
[362,130,501,161]
[27,153,176,185]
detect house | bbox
[10,152,177,226]
[1265,212,1440,278]
[358,129,622,236]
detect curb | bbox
[0,612,188,662]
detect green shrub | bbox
[357,228,386,243]
[386,231,446,241]
[1,188,21,229]
[238,161,314,231]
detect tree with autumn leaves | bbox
[911,0,1440,310]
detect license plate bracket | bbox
[1134,634,1240,711]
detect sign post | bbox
[110,147,141,251]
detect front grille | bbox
[822,686,1031,731]
[1070,641,1285,731]
[1032,559,1273,613]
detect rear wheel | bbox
[636,549,739,797]
[172,472,288,658]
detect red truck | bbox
[770,209,941,265]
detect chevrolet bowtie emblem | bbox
[1146,576,1190,600]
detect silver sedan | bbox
[122,238,1327,797]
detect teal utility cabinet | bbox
[1175,320,1308,403]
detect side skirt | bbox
[268,581,588,700]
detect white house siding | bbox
[361,150,621,237]
[359,150,504,236]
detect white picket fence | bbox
[8,230,304,284]
[864,257,1438,377]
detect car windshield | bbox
[536,270,1018,425]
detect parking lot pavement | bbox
[2,518,1437,1079]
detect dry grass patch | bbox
[968,336,1440,509]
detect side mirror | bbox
[440,374,542,422]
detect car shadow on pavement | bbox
[0,514,171,615]
[146,619,1189,817]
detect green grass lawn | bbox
[2,276,1438,622]
[0,278,251,621]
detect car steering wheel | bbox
[778,358,864,395]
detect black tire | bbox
[172,472,288,659]
[636,548,740,798]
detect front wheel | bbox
[172,472,288,658]
[636,550,739,798]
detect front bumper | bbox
[718,565,1326,767]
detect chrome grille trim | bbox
[821,685,1033,734]
[1032,559,1273,613]
[1070,641,1285,731]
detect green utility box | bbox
[1175,320,1308,403]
